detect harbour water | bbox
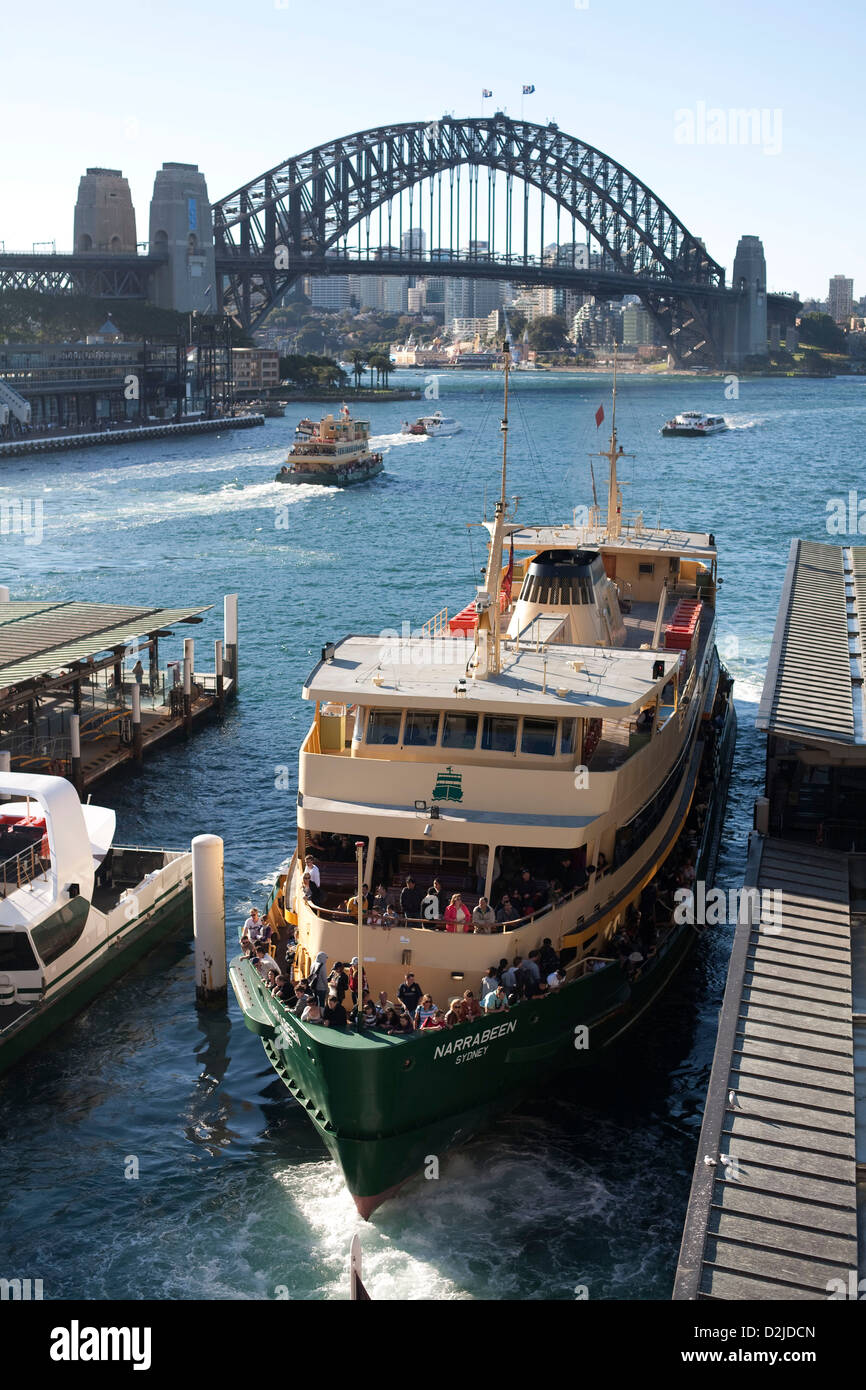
[0,370,862,1299]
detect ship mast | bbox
[592,343,632,539]
[488,340,510,675]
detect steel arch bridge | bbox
[213,114,730,364]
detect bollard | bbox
[69,713,83,795]
[0,586,9,603]
[224,593,238,692]
[0,749,9,802]
[215,639,224,714]
[183,638,193,738]
[192,834,227,1007]
[131,680,143,764]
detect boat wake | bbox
[370,431,430,450]
[724,417,762,431]
[54,479,338,534]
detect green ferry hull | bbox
[275,459,384,487]
[233,698,735,1216]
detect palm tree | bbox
[349,350,368,389]
[368,351,392,389]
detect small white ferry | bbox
[0,772,192,1071]
[401,411,462,437]
[661,411,728,437]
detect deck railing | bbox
[0,841,49,895]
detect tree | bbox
[368,351,391,388]
[528,314,569,352]
[349,350,368,388]
[798,313,846,354]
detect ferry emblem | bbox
[431,766,463,803]
[276,1019,298,1050]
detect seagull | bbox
[728,1089,737,1106]
[703,1155,717,1166]
[720,1154,732,1167]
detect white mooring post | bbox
[0,749,9,801]
[0,586,10,603]
[183,637,193,737]
[192,834,227,1007]
[130,680,143,763]
[69,713,82,795]
[224,593,238,691]
[214,639,224,714]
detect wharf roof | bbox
[756,540,863,747]
[0,600,211,692]
[304,634,680,720]
[500,523,717,559]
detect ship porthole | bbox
[401,1057,415,1071]
[307,1047,316,1064]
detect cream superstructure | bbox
[282,349,723,1001]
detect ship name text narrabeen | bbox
[435,1020,517,1061]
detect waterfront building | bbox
[828,275,854,324]
[231,348,280,391]
[0,341,185,431]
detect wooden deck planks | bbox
[674,839,858,1301]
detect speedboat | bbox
[401,411,462,437]
[661,411,728,437]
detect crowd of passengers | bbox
[298,844,610,932]
[241,909,570,1032]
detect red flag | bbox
[595,404,605,429]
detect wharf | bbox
[0,594,239,792]
[0,414,264,459]
[674,539,866,1300]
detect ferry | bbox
[233,345,736,1216]
[275,406,383,486]
[661,411,728,437]
[401,411,462,437]
[0,772,192,1072]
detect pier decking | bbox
[673,837,858,1299]
[0,414,264,459]
[674,538,866,1301]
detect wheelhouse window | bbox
[404,710,440,747]
[366,708,402,744]
[481,715,518,753]
[520,718,557,756]
[442,712,478,750]
[560,719,577,755]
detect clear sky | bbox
[4,0,863,298]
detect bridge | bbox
[0,115,799,366]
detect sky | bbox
[3,0,863,299]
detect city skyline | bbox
[4,0,865,299]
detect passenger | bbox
[376,988,396,1017]
[394,1011,414,1034]
[242,907,266,945]
[482,984,509,1013]
[303,853,321,888]
[253,946,277,981]
[413,994,438,1029]
[444,997,466,1028]
[420,879,444,924]
[301,871,320,906]
[382,903,399,928]
[495,893,516,924]
[328,961,349,1003]
[595,852,609,875]
[293,981,312,1015]
[348,956,368,1004]
[273,974,296,1006]
[462,990,482,1021]
[398,972,423,1015]
[346,885,370,917]
[547,967,567,990]
[472,897,496,932]
[301,996,323,1023]
[502,956,523,992]
[360,1000,379,1028]
[538,938,559,976]
[321,994,348,1029]
[480,966,499,998]
[400,875,422,920]
[523,950,542,986]
[308,951,328,1006]
[421,1009,447,1031]
[444,893,472,932]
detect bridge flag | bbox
[595,403,605,429]
[522,84,535,94]
[482,88,492,98]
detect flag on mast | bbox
[482,88,493,98]
[522,84,535,94]
[595,404,605,429]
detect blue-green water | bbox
[0,371,863,1299]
